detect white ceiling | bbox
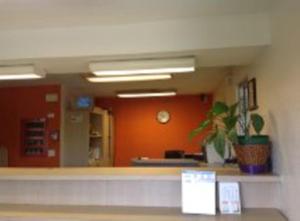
[0,0,271,30]
[0,0,272,97]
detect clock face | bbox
[157,110,170,124]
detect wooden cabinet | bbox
[63,107,114,167]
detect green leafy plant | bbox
[189,101,265,158]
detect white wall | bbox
[214,1,300,220]
[214,72,247,104]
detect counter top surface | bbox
[0,204,287,221]
[0,167,280,182]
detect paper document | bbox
[218,182,241,214]
[181,170,216,215]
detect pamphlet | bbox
[218,182,241,214]
[181,170,216,215]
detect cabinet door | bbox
[108,114,114,166]
[101,110,110,166]
[64,111,89,166]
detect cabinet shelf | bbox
[21,118,48,157]
[89,135,102,138]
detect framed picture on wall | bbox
[247,78,258,111]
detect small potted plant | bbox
[190,101,270,174]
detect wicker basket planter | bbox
[234,136,270,174]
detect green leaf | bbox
[251,113,264,134]
[223,116,238,131]
[189,119,211,140]
[227,128,238,144]
[213,129,226,158]
[205,131,217,145]
[198,119,211,131]
[211,102,229,116]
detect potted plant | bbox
[234,102,270,174]
[189,102,238,164]
[190,101,270,174]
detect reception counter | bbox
[0,167,284,221]
[0,166,277,180]
[0,205,286,221]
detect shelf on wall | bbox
[89,135,102,138]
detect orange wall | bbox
[0,85,61,167]
[96,95,212,166]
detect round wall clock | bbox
[157,110,170,124]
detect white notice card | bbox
[218,182,241,214]
[181,170,216,215]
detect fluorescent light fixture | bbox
[92,67,194,76]
[87,74,171,83]
[117,91,176,98]
[0,65,45,80]
[89,57,195,76]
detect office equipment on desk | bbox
[218,182,241,214]
[182,170,216,215]
[184,152,204,161]
[164,150,185,159]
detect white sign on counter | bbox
[181,170,216,215]
[218,182,241,214]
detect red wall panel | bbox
[0,85,61,167]
[96,95,212,166]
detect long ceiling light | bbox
[87,74,171,83]
[117,91,176,98]
[89,57,195,76]
[0,65,45,80]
